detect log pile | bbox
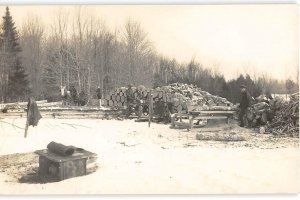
[159,83,234,112]
[246,100,273,127]
[103,83,234,113]
[267,93,299,137]
[102,86,150,108]
[196,132,246,142]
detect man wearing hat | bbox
[239,85,252,127]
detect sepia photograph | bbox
[0,4,299,195]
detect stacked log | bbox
[246,101,272,127]
[103,83,234,113]
[102,86,150,108]
[161,83,233,112]
[167,83,234,112]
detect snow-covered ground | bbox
[0,118,299,194]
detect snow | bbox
[0,118,299,194]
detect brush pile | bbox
[102,83,234,113]
[267,93,299,137]
[245,92,299,137]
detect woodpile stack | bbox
[102,86,150,108]
[267,93,299,137]
[159,83,234,112]
[246,100,273,127]
[103,83,234,113]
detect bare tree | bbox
[122,19,153,86]
[20,15,44,98]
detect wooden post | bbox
[189,115,193,130]
[24,112,29,138]
[138,101,142,119]
[163,90,167,120]
[171,113,176,128]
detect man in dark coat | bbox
[239,85,252,127]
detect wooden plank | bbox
[173,113,190,118]
[54,115,104,119]
[135,118,148,122]
[189,110,235,115]
[192,116,228,120]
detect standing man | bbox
[96,86,102,107]
[125,84,134,118]
[239,85,252,127]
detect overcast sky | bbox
[0,4,298,81]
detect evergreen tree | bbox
[0,6,29,102]
[7,59,29,101]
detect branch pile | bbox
[267,93,299,137]
[245,93,299,137]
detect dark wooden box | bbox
[35,149,97,181]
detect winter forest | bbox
[0,6,298,104]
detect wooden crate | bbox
[35,149,97,181]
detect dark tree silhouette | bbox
[0,7,29,102]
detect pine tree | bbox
[0,6,29,102]
[7,59,29,101]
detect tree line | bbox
[0,6,298,104]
